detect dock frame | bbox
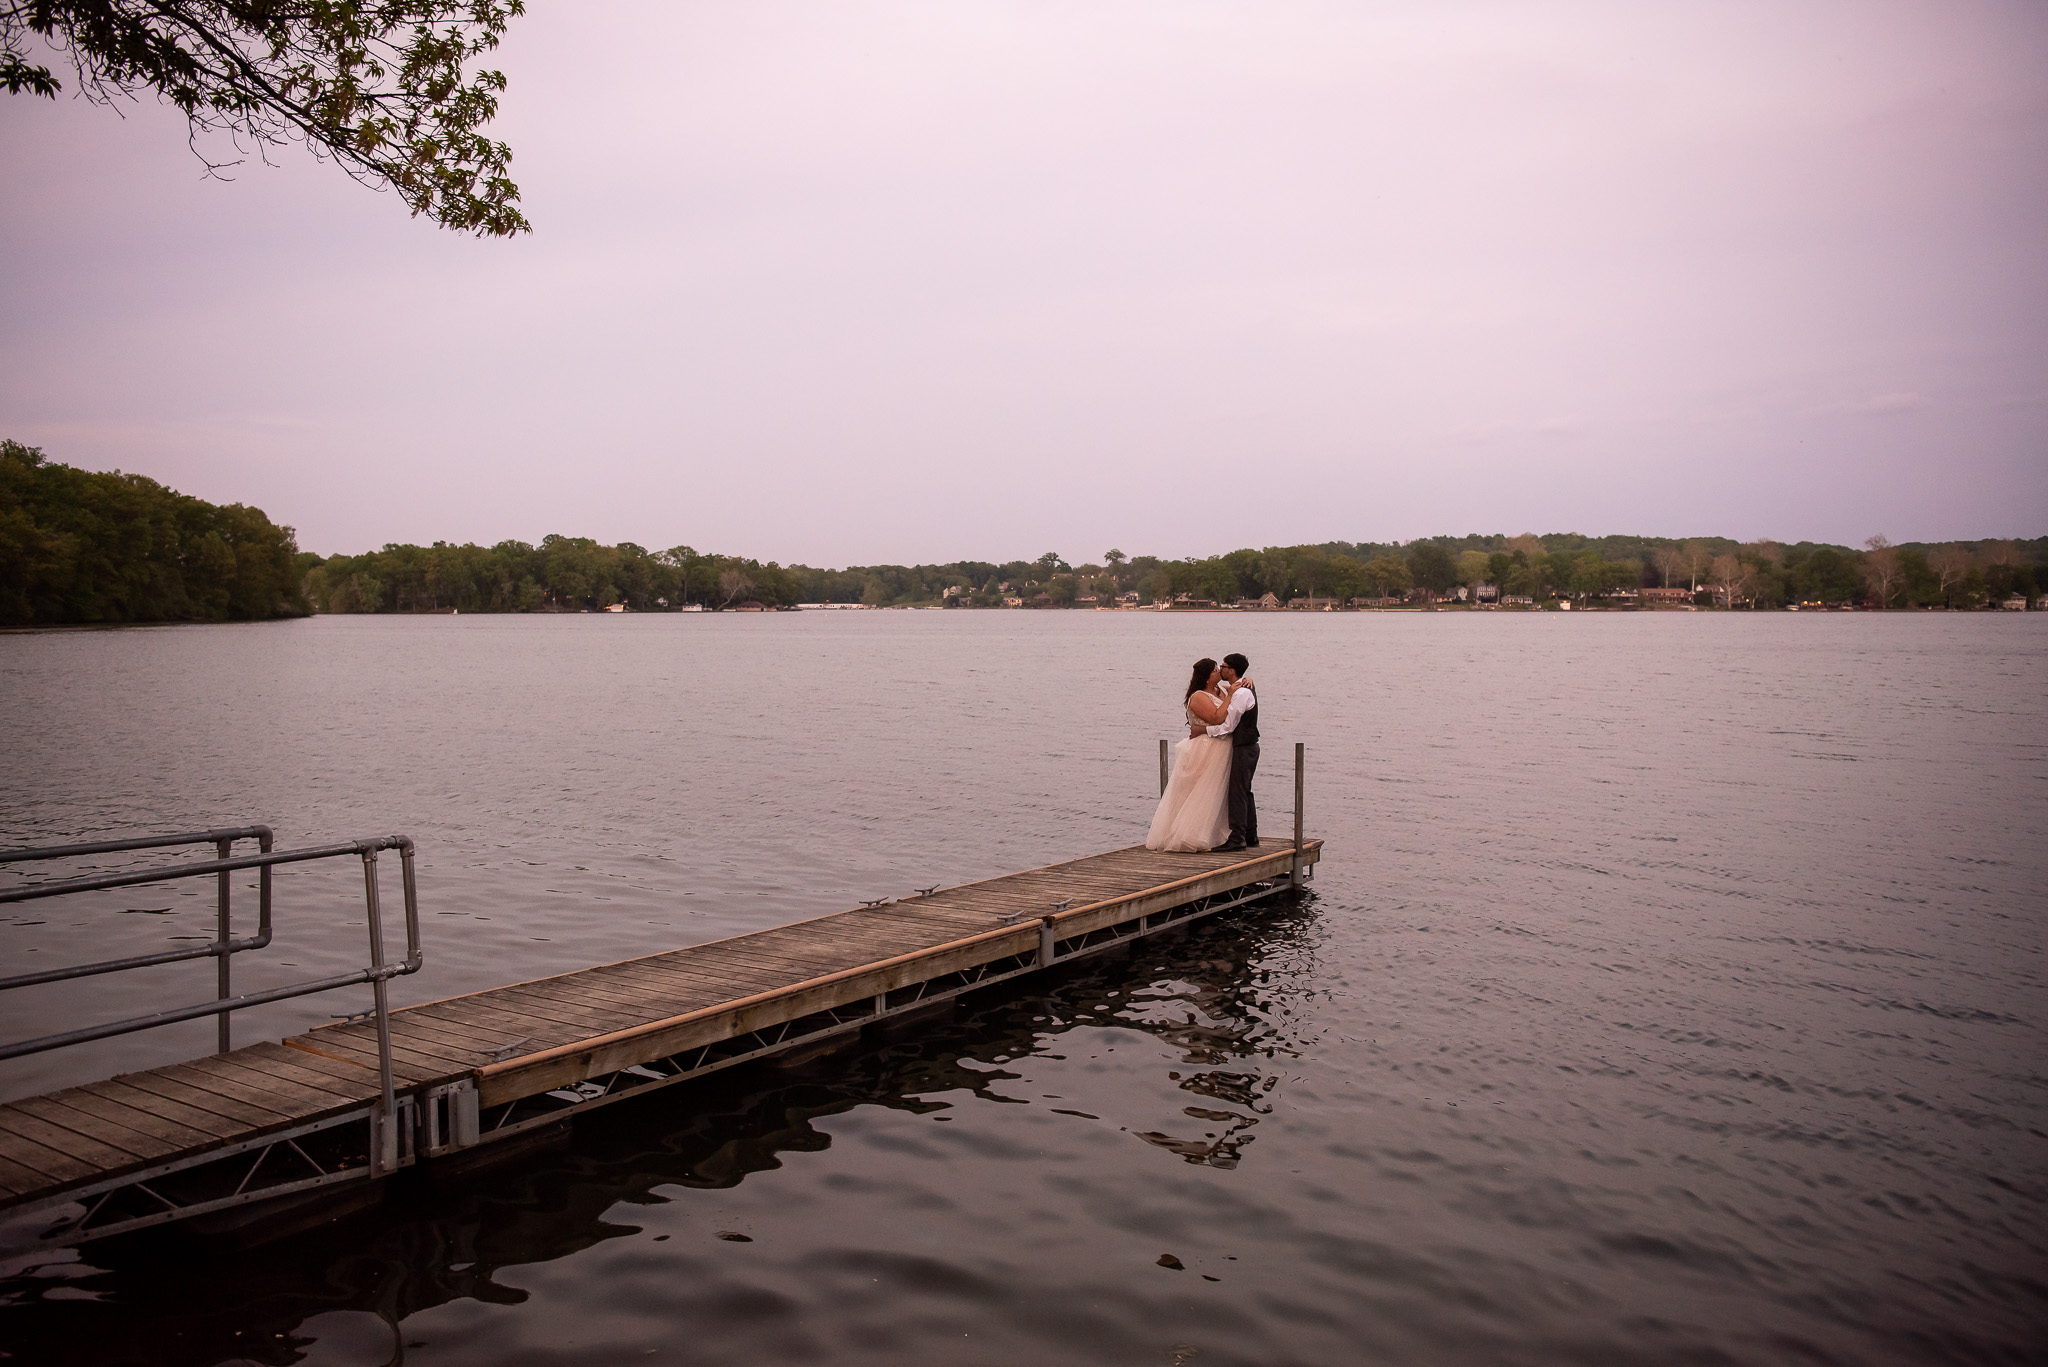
[1,759,1320,1252]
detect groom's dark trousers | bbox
[1227,744,1259,846]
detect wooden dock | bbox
[0,838,1321,1249]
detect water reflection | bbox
[0,902,1317,1367]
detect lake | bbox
[1,611,2043,1365]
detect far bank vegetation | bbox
[5,443,2041,624]
[0,441,306,626]
[300,533,2046,615]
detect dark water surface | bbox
[0,613,2043,1366]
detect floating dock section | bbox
[0,838,1320,1249]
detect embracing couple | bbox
[1145,652,1260,854]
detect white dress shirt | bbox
[1206,686,1255,738]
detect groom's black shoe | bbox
[1214,837,1247,853]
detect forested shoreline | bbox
[5,443,2042,624]
[303,530,2045,614]
[0,442,306,626]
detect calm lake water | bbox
[1,611,2044,1366]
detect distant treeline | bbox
[0,441,306,626]
[303,531,2048,613]
[6,441,2042,625]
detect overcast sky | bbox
[3,0,2043,563]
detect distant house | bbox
[1350,595,1400,608]
[1473,583,1499,603]
[1003,596,1024,608]
[942,585,968,599]
[1288,597,1339,610]
[1031,593,1056,608]
[1075,594,1100,607]
[1119,590,1140,605]
[2002,595,2029,611]
[1643,587,1693,602]
[1452,586,1469,602]
[1172,594,1218,608]
[602,602,628,613]
[1502,595,1535,606]
[732,601,768,612]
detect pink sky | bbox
[3,0,2044,562]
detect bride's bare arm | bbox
[1186,691,1228,724]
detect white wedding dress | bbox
[1145,701,1234,851]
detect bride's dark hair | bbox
[1185,657,1218,701]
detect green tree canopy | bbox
[0,439,306,624]
[1407,542,1459,594]
[3,1,530,236]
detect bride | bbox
[1145,657,1248,852]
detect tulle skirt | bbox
[1145,735,1233,851]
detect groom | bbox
[1190,652,1259,851]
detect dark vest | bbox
[1232,689,1259,748]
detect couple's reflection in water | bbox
[0,899,1321,1367]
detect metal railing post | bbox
[1159,738,1170,796]
[1291,743,1305,891]
[214,835,234,1052]
[360,847,399,1176]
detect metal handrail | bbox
[0,831,424,1173]
[0,829,274,1022]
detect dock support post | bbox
[361,848,399,1176]
[1038,916,1057,966]
[1291,743,1305,891]
[1159,738,1170,796]
[214,835,232,1053]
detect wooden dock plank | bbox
[579,961,758,1003]
[396,1002,596,1060]
[379,1016,511,1060]
[192,1049,380,1103]
[456,984,645,1036]
[497,972,722,1021]
[311,1022,485,1073]
[172,1056,368,1118]
[435,978,643,1026]
[508,970,679,1015]
[401,998,585,1050]
[277,1030,466,1083]
[383,1012,529,1054]
[47,1092,216,1154]
[0,1108,137,1178]
[241,1042,385,1092]
[0,1151,44,1199]
[0,1122,101,1185]
[87,1078,249,1142]
[115,1069,297,1129]
[8,1095,184,1164]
